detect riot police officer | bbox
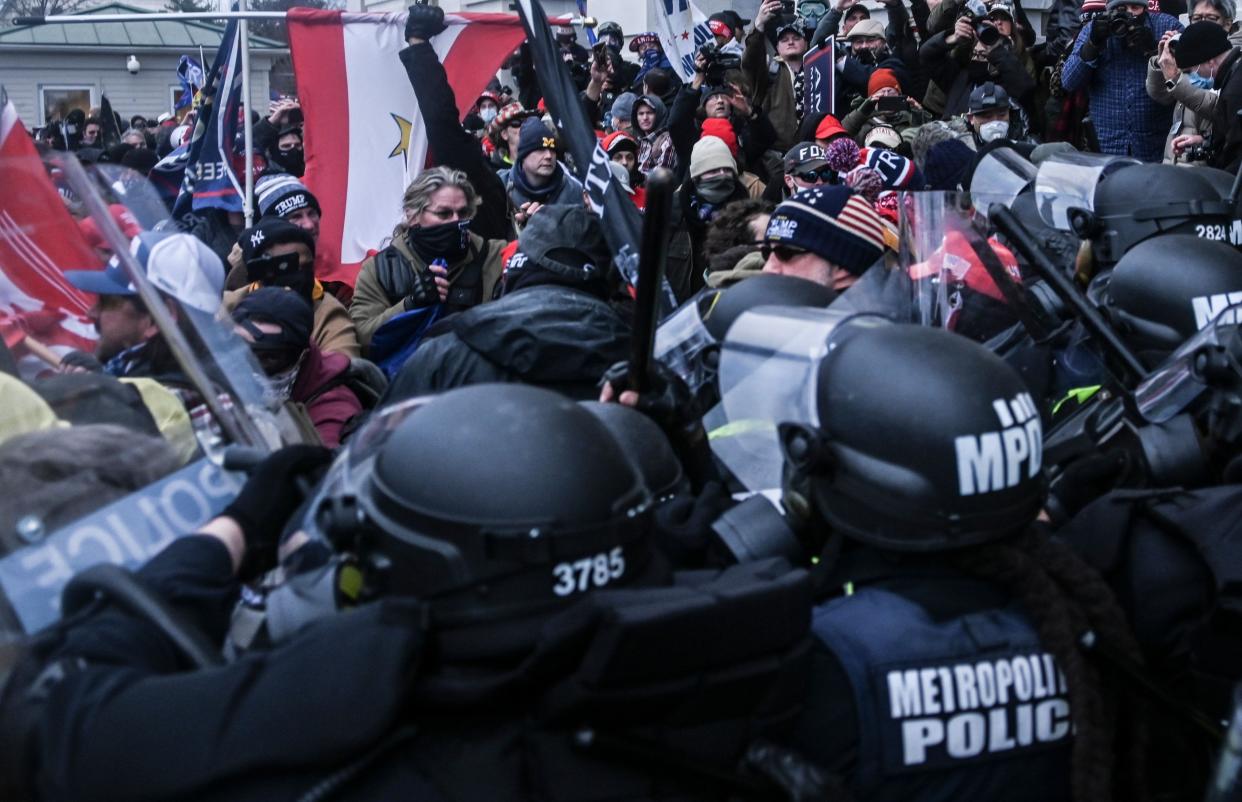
[4,384,817,801]
[776,321,1149,801]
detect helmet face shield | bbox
[704,308,890,494]
[1135,302,1242,424]
[970,148,1037,220]
[654,289,722,405]
[1034,152,1138,231]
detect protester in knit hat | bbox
[689,135,738,181]
[507,119,585,224]
[761,185,887,291]
[866,68,903,97]
[516,117,558,164]
[923,138,977,190]
[255,173,322,239]
[860,147,924,190]
[700,118,740,158]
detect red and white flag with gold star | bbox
[288,9,529,286]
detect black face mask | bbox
[695,175,737,204]
[271,147,305,177]
[855,47,887,65]
[407,219,472,264]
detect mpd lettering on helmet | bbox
[954,393,1042,496]
[881,653,1071,770]
[1192,292,1242,330]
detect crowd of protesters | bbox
[5,0,1242,799]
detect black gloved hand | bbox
[1125,22,1156,54]
[58,350,104,373]
[599,360,718,491]
[405,4,447,42]
[403,266,442,310]
[222,445,334,578]
[1089,17,1110,46]
[1045,449,1133,526]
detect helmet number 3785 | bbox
[552,547,626,596]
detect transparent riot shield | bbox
[1034,151,1139,231]
[0,148,307,634]
[45,150,305,453]
[653,288,723,404]
[702,307,891,494]
[970,147,1037,220]
[1134,303,1242,424]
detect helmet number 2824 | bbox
[552,547,626,596]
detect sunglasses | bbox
[794,167,836,183]
[1190,12,1222,21]
[761,243,810,261]
[507,120,525,128]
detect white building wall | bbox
[0,49,275,126]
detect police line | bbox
[0,458,243,632]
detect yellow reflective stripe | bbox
[1052,385,1102,416]
[707,419,776,441]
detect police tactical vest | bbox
[812,587,1074,802]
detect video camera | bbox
[960,0,1003,48]
[697,40,742,86]
[1108,5,1144,37]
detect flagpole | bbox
[239,0,255,227]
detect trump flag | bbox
[288,9,532,286]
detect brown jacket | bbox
[349,231,506,348]
[743,29,802,153]
[223,285,362,359]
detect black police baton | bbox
[990,204,1149,385]
[627,168,676,394]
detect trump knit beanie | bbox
[764,185,887,275]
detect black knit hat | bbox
[1174,21,1232,69]
[516,117,558,163]
[232,287,313,352]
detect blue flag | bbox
[173,13,245,218]
[176,55,205,111]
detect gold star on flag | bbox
[389,113,413,161]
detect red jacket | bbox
[291,344,362,448]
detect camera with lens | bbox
[1108,6,1141,37]
[1182,144,1213,163]
[697,40,742,85]
[960,0,1003,48]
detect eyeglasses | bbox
[794,167,836,184]
[506,120,525,129]
[1190,12,1222,21]
[425,207,471,221]
[761,243,810,261]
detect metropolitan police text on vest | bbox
[885,652,1071,766]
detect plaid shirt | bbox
[1061,12,1183,162]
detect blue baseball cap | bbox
[66,230,225,314]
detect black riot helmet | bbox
[1074,163,1233,266]
[582,401,688,501]
[703,274,837,341]
[325,384,659,624]
[656,274,835,410]
[781,323,1046,551]
[1104,234,1242,362]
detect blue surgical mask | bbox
[479,107,498,124]
[1188,72,1214,88]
